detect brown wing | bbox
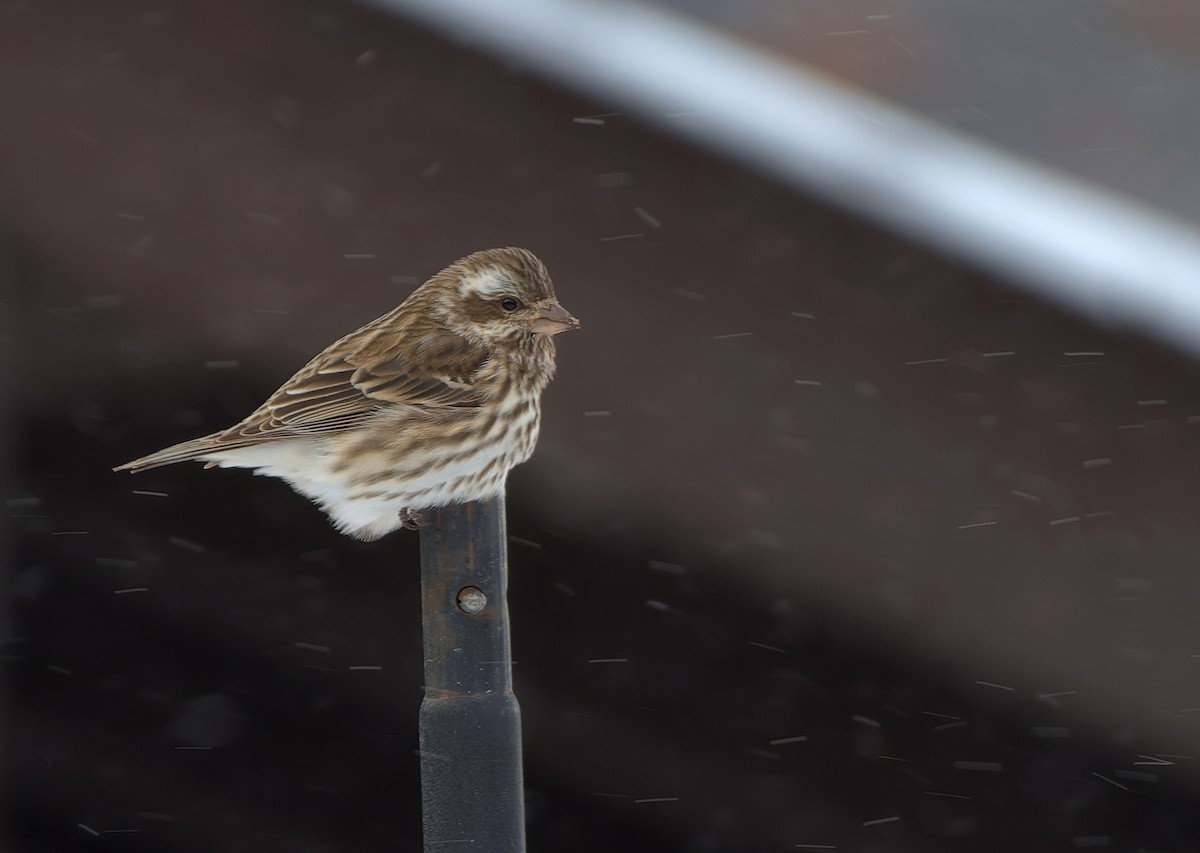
[113,335,488,472]
[224,331,489,441]
[114,315,490,473]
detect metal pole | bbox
[0,233,10,796]
[362,0,1200,364]
[418,497,526,852]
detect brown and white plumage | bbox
[115,247,579,540]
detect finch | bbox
[115,247,579,540]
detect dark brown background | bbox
[4,1,1200,851]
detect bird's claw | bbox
[398,508,425,531]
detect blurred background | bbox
[5,0,1200,850]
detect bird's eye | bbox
[499,297,521,312]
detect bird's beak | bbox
[531,301,580,335]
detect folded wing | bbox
[115,330,489,472]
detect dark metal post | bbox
[418,497,526,852]
[0,234,10,791]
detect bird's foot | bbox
[398,508,425,531]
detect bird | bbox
[114,247,579,540]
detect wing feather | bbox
[219,331,489,442]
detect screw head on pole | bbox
[456,585,488,614]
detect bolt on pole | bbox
[418,497,526,852]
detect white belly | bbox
[201,403,540,540]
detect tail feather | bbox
[113,433,224,473]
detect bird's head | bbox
[430,247,580,348]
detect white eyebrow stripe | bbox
[458,266,513,299]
